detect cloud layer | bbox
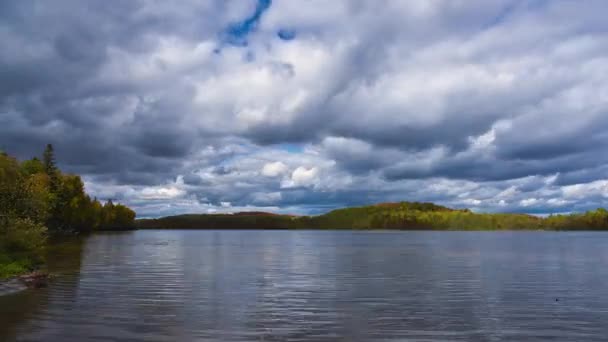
[2,0,608,217]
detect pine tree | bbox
[42,144,63,231]
[43,144,56,174]
[43,144,60,193]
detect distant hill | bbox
[231,211,288,216]
[137,212,298,230]
[136,202,608,230]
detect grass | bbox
[0,218,47,280]
[0,252,35,279]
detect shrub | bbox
[0,218,47,278]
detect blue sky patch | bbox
[276,143,304,153]
[222,0,272,46]
[277,29,296,41]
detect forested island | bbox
[0,145,135,279]
[137,202,608,231]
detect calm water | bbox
[1,230,608,341]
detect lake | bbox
[1,230,608,341]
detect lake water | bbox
[1,230,608,341]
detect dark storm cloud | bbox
[0,0,246,179]
[554,165,608,187]
[383,148,607,183]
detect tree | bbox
[42,144,56,174]
[43,144,60,193]
[1,153,48,278]
[20,157,45,176]
[101,200,116,228]
[0,153,24,221]
[41,144,68,231]
[2,145,137,277]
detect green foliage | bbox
[0,218,47,279]
[0,259,30,279]
[22,145,137,233]
[138,212,300,230]
[137,202,608,231]
[543,208,608,230]
[99,200,136,230]
[0,218,47,262]
[20,157,45,176]
[0,146,136,278]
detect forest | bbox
[0,145,136,279]
[137,201,608,231]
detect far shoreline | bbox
[135,201,608,231]
[134,227,597,231]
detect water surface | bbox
[1,230,608,341]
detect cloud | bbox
[261,161,288,177]
[251,191,282,205]
[2,0,608,216]
[281,166,319,189]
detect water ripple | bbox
[2,230,608,341]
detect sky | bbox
[2,0,608,218]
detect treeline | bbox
[0,145,135,278]
[137,213,299,230]
[137,201,608,231]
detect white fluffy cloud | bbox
[282,166,319,189]
[261,161,288,177]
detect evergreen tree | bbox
[43,144,56,175]
[43,144,60,193]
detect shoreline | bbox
[135,202,608,231]
[0,271,50,297]
[136,227,596,231]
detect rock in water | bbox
[18,271,50,288]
